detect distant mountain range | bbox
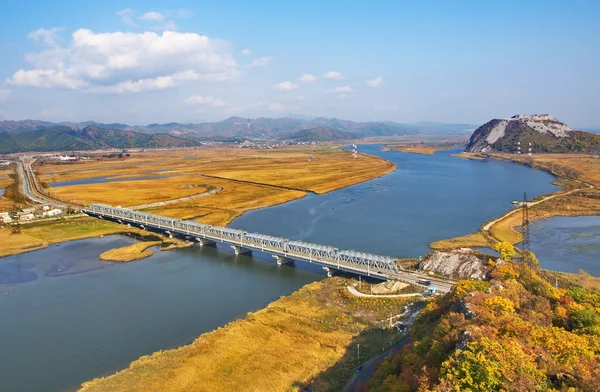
[465,114,600,153]
[283,127,356,142]
[0,125,196,154]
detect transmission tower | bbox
[520,192,533,288]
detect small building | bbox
[0,212,12,223]
[42,205,50,211]
[19,213,34,222]
[21,207,36,215]
[45,208,63,217]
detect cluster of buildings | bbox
[0,205,64,224]
[236,140,324,149]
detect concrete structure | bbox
[84,204,455,292]
[19,213,34,222]
[44,208,63,217]
[0,212,12,223]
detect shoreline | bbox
[430,152,599,251]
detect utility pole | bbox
[357,344,360,361]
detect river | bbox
[0,146,561,391]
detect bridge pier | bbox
[165,230,173,239]
[322,267,338,277]
[231,245,251,255]
[196,237,216,247]
[273,255,294,266]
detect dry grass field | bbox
[99,241,162,262]
[0,167,15,211]
[37,147,394,226]
[80,277,412,392]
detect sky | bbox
[0,0,598,127]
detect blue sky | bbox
[0,0,598,127]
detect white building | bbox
[0,212,12,223]
[19,213,34,222]
[45,209,63,217]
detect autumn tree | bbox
[493,242,515,261]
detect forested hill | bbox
[0,125,196,154]
[366,243,600,391]
[282,127,356,141]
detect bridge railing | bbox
[84,203,401,275]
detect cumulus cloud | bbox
[329,86,353,94]
[185,94,226,106]
[366,76,383,88]
[27,27,62,46]
[7,29,239,93]
[139,11,164,21]
[241,48,251,56]
[0,89,10,101]
[299,73,316,84]
[248,56,271,68]
[273,81,298,91]
[117,9,136,26]
[323,71,343,80]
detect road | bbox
[15,158,66,207]
[344,337,410,391]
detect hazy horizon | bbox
[1,0,599,128]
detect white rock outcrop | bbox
[421,249,489,280]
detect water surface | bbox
[0,236,320,392]
[530,216,600,275]
[231,146,559,258]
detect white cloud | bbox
[323,71,343,80]
[185,94,226,107]
[7,29,239,93]
[27,27,62,46]
[161,20,178,31]
[330,86,353,94]
[117,9,136,26]
[140,11,165,22]
[273,81,298,91]
[248,56,271,68]
[0,89,10,101]
[299,73,316,84]
[241,48,251,56]
[176,9,194,18]
[366,76,383,88]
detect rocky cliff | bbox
[465,114,600,153]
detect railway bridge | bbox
[84,204,455,292]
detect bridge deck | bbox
[83,204,454,292]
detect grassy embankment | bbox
[39,147,395,226]
[431,153,600,250]
[383,143,458,155]
[99,241,163,262]
[80,277,414,392]
[0,218,168,258]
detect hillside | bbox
[367,244,600,391]
[465,114,600,153]
[0,117,476,141]
[282,127,356,142]
[0,125,196,154]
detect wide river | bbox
[0,146,561,391]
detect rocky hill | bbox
[465,114,600,153]
[0,125,196,154]
[282,127,356,142]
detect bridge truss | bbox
[84,204,400,278]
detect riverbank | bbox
[382,143,457,155]
[431,152,600,251]
[79,277,414,392]
[0,217,170,258]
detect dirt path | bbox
[129,185,223,210]
[482,183,595,232]
[346,285,423,298]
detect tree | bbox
[493,242,516,261]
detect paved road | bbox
[344,337,410,391]
[16,158,65,207]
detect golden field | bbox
[99,241,162,262]
[80,278,412,392]
[0,166,15,211]
[37,147,394,226]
